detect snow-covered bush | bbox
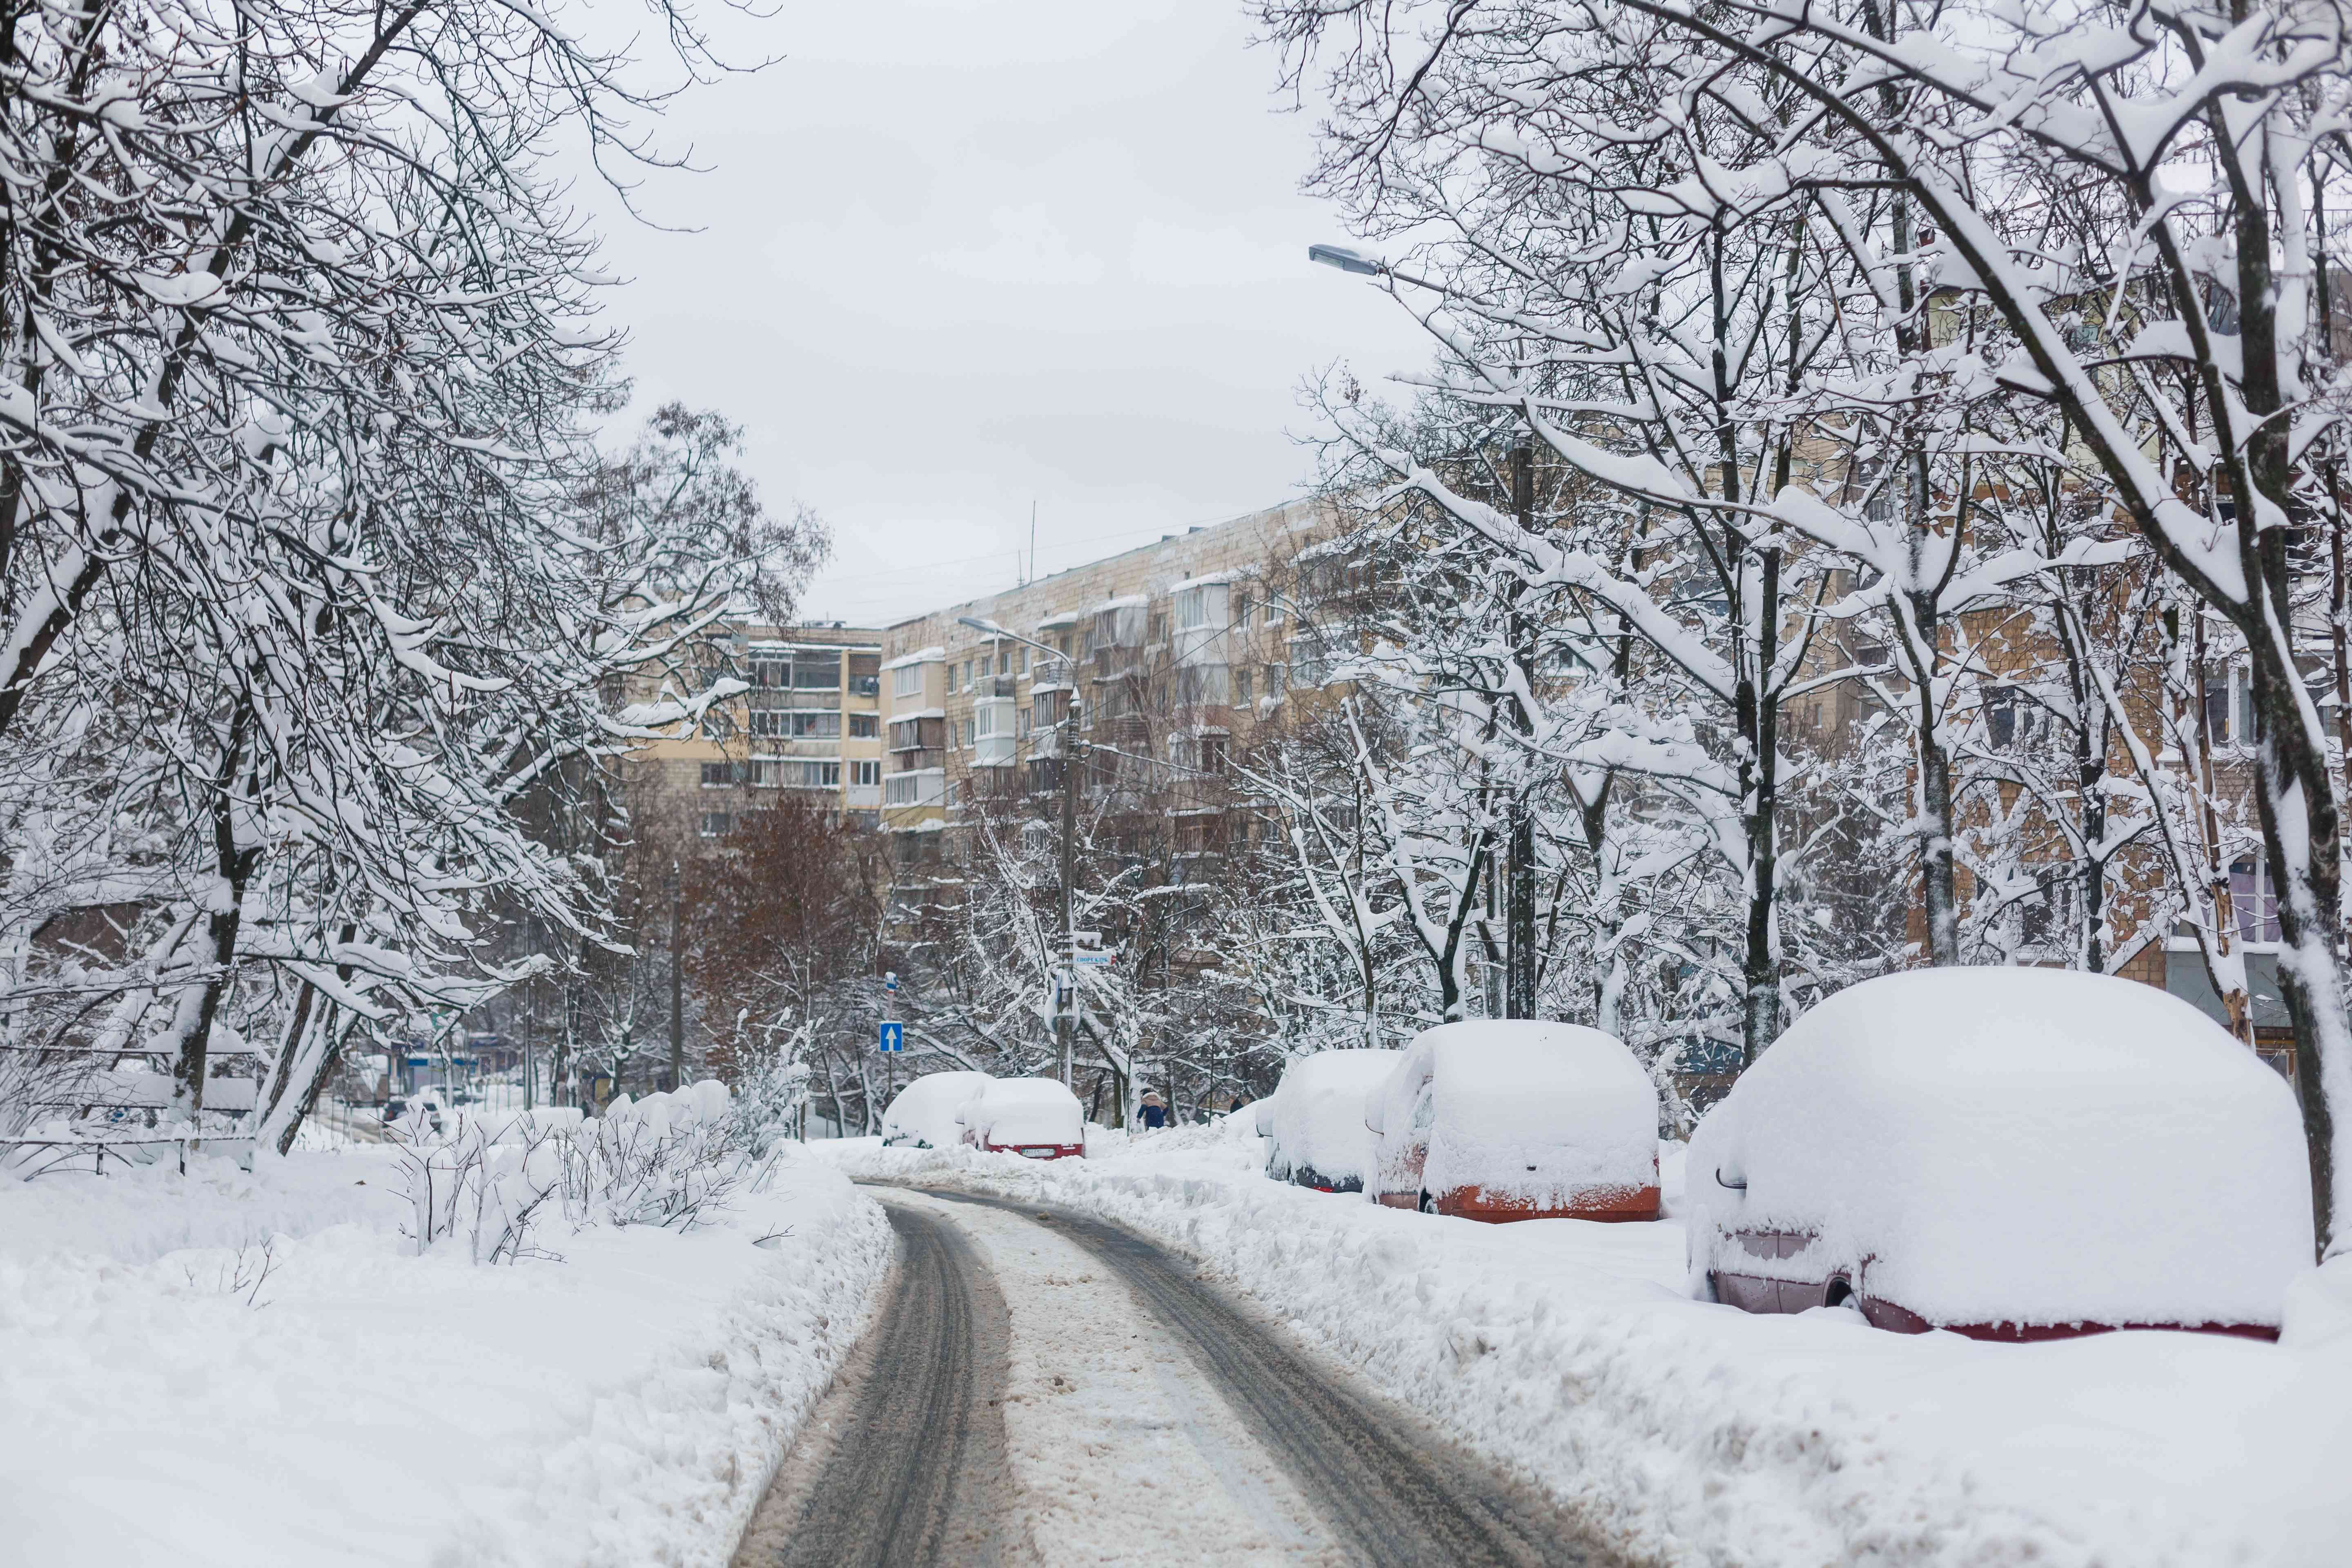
[569,1082,774,1232]
[395,1081,773,1261]
[395,1116,566,1264]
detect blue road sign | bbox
[879,1021,904,1054]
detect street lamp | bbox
[1307,243,1385,276]
[957,614,1084,1087]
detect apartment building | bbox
[627,621,888,834]
[879,499,1337,854]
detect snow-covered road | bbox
[735,1185,1610,1567]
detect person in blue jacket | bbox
[1138,1091,1170,1130]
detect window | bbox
[1233,591,1253,628]
[1200,734,1227,773]
[792,652,840,690]
[1176,587,1209,630]
[892,664,924,699]
[1235,668,1252,704]
[975,703,1001,739]
[1229,813,1250,851]
[2203,666,2259,746]
[848,713,878,739]
[951,720,962,748]
[1988,690,2011,748]
[1265,597,1284,626]
[749,655,789,688]
[699,762,739,787]
[795,710,841,738]
[849,652,881,695]
[1265,663,1285,697]
[1148,610,1168,644]
[751,710,786,738]
[699,812,732,838]
[1018,648,1029,675]
[851,760,880,786]
[884,773,919,805]
[2230,857,2282,942]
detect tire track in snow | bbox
[920,1186,1610,1567]
[732,1197,1018,1568]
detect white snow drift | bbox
[1,1121,891,1568]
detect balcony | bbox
[978,673,1020,699]
[846,783,881,809]
[883,769,945,808]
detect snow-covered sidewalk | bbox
[1,1142,891,1568]
[824,1120,2352,1568]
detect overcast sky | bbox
[579,0,1430,629]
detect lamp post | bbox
[958,614,1083,1087]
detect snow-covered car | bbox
[1366,1021,1661,1222]
[1256,1049,1399,1192]
[957,1078,1085,1159]
[880,1071,995,1149]
[1688,968,2312,1341]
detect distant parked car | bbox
[1256,1049,1399,1192]
[882,1071,996,1149]
[958,1078,1086,1160]
[1367,1022,1660,1222]
[385,1091,446,1134]
[1688,968,2311,1341]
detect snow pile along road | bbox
[824,1120,2352,1568]
[1,1142,891,1568]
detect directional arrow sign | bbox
[879,1021,904,1054]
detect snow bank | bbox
[1371,1021,1657,1212]
[0,1141,892,1568]
[880,1070,993,1149]
[1688,967,2312,1331]
[822,1120,2352,1568]
[958,1077,1083,1149]
[1259,1048,1396,1189]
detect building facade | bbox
[876,499,1336,855]
[628,621,888,835]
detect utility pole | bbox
[1507,436,1540,1020]
[1057,691,1080,1088]
[666,863,684,1092]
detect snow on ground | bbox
[2,1140,892,1568]
[821,1118,2352,1568]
